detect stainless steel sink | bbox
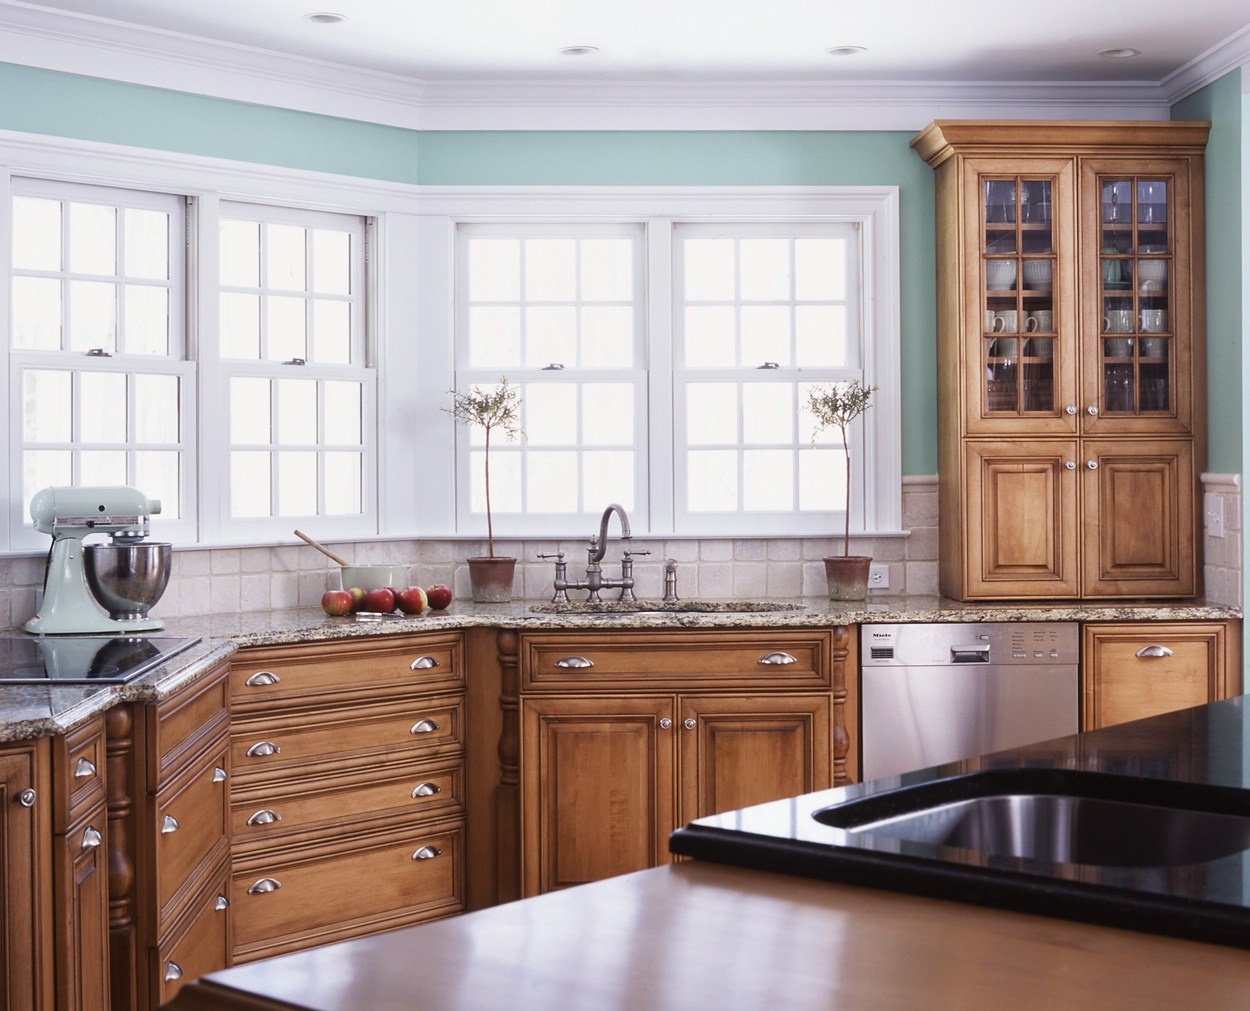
[823,792,1250,868]
[529,599,806,615]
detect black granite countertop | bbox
[671,696,1250,949]
[1,594,1240,742]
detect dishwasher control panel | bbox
[862,622,1080,667]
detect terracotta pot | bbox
[823,555,872,601]
[467,556,517,603]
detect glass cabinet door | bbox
[982,176,1057,417]
[1098,176,1171,417]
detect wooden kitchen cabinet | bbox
[227,633,467,964]
[913,120,1208,601]
[516,628,848,897]
[0,737,54,1011]
[1082,621,1241,730]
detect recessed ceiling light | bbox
[826,45,867,57]
[559,45,600,57]
[1098,47,1141,59]
[303,12,346,25]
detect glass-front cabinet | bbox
[914,120,1208,601]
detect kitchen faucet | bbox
[541,503,648,603]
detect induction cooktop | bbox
[0,635,201,685]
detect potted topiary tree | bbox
[446,377,523,603]
[806,380,877,600]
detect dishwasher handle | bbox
[950,644,991,663]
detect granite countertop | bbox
[1,594,1240,743]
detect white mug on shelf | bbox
[990,337,1018,356]
[1141,308,1169,333]
[994,309,1018,333]
[1026,310,1053,332]
[1104,337,1133,357]
[1139,337,1167,357]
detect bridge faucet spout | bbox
[589,503,632,564]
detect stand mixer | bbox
[23,485,172,636]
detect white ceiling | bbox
[10,0,1250,85]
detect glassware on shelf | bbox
[1104,363,1134,413]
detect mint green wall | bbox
[1172,70,1244,474]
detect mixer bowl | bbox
[84,542,173,620]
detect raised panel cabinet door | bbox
[962,439,1080,599]
[678,695,831,824]
[52,813,110,1011]
[1080,439,1195,598]
[1082,622,1239,730]
[520,696,675,897]
[0,741,53,1011]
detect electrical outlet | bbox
[1205,493,1225,538]
[868,564,889,590]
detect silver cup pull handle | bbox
[161,815,180,834]
[412,845,441,861]
[164,962,183,983]
[246,808,282,826]
[81,826,103,850]
[555,655,595,668]
[214,895,230,911]
[74,756,97,778]
[411,719,440,735]
[213,766,228,783]
[245,671,281,686]
[758,651,797,665]
[247,877,282,895]
[410,656,440,670]
[412,782,441,798]
[1136,644,1175,659]
[245,741,281,758]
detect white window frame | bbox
[412,186,902,541]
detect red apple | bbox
[362,587,396,613]
[426,583,453,610]
[395,586,428,614]
[321,589,354,616]
[347,586,367,612]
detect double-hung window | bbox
[454,223,646,534]
[8,178,193,549]
[214,202,373,539]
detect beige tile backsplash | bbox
[0,475,1240,629]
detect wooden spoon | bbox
[293,529,351,567]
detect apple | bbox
[346,586,367,612]
[395,586,428,614]
[321,589,354,616]
[426,583,453,610]
[362,587,396,613]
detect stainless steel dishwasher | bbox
[860,622,1079,781]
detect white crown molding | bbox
[1,1,1241,131]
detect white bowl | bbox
[985,261,1017,290]
[1137,260,1168,283]
[1021,260,1052,289]
[340,564,411,590]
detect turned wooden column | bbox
[830,625,857,786]
[105,704,139,1011]
[495,628,521,904]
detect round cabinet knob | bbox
[412,845,441,861]
[410,656,439,670]
[17,789,36,808]
[682,718,697,731]
[1065,460,1077,470]
[1065,404,1078,415]
[247,877,282,895]
[1087,405,1099,416]
[245,671,280,687]
[246,809,282,826]
[410,719,440,735]
[659,718,673,730]
[1086,460,1099,470]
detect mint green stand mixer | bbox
[23,485,172,636]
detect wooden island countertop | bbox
[166,860,1250,1010]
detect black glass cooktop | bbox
[0,635,201,685]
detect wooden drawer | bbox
[53,802,110,1011]
[230,633,464,711]
[148,663,230,786]
[53,717,106,833]
[231,694,464,780]
[521,629,833,692]
[152,741,231,936]
[154,863,230,1008]
[231,818,464,962]
[1082,621,1241,730]
[231,755,464,847]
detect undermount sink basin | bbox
[821,792,1250,868]
[529,599,806,615]
[813,768,1250,868]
